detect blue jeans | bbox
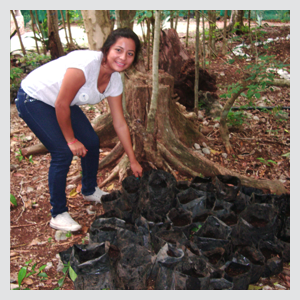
[15,87,100,217]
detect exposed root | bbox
[157,142,199,177]
[99,155,131,188]
[99,165,119,188]
[98,141,124,170]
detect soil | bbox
[10,21,290,290]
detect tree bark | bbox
[186,10,190,48]
[202,11,206,69]
[60,10,70,47]
[81,10,113,50]
[10,10,26,55]
[146,10,160,134]
[118,10,136,29]
[47,10,65,59]
[219,82,248,154]
[194,11,200,114]
[29,10,40,54]
[222,10,228,55]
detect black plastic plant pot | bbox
[102,198,131,214]
[150,243,185,281]
[176,188,206,205]
[89,217,126,244]
[101,190,122,203]
[167,207,193,227]
[196,215,232,240]
[211,199,237,226]
[121,175,140,205]
[209,278,233,290]
[190,176,214,192]
[212,175,241,202]
[192,236,232,266]
[237,246,265,284]
[150,228,189,254]
[176,180,190,191]
[223,261,252,290]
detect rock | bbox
[26,187,34,193]
[202,142,207,148]
[198,111,204,120]
[253,116,259,121]
[45,262,53,271]
[214,123,220,128]
[10,283,19,290]
[10,164,18,171]
[220,72,225,76]
[86,208,96,215]
[263,285,273,290]
[56,256,64,272]
[202,148,211,155]
[222,153,228,159]
[55,230,69,241]
[66,184,76,190]
[25,136,33,141]
[194,143,201,150]
[203,121,209,126]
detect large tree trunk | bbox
[118,10,136,29]
[47,10,65,59]
[22,71,287,195]
[81,10,113,50]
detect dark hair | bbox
[100,27,141,65]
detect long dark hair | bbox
[100,28,141,65]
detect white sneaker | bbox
[83,187,108,203]
[50,212,82,232]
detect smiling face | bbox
[104,37,136,73]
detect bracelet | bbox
[67,139,77,145]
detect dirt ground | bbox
[10,21,290,290]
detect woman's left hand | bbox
[130,160,143,178]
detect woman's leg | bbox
[16,88,73,217]
[69,105,100,196]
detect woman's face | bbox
[105,37,136,73]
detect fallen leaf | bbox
[237,155,245,160]
[13,173,25,177]
[76,184,82,193]
[81,226,89,234]
[248,285,263,290]
[69,188,78,197]
[210,149,221,155]
[107,183,114,191]
[10,251,19,257]
[23,278,33,285]
[101,151,111,156]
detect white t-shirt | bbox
[21,50,123,107]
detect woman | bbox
[15,28,143,232]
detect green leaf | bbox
[69,266,78,282]
[62,266,69,274]
[58,278,64,287]
[10,194,17,206]
[267,160,277,165]
[255,93,261,99]
[282,152,290,158]
[38,272,48,278]
[38,265,47,272]
[228,59,235,64]
[18,267,27,286]
[248,285,263,290]
[145,11,152,18]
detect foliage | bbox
[227,110,248,127]
[15,148,24,162]
[19,52,51,69]
[13,259,48,290]
[10,67,23,81]
[257,157,277,167]
[54,261,77,290]
[10,194,17,206]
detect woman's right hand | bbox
[68,140,88,157]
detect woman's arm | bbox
[107,94,143,177]
[55,68,88,157]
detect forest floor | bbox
[9,22,290,290]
